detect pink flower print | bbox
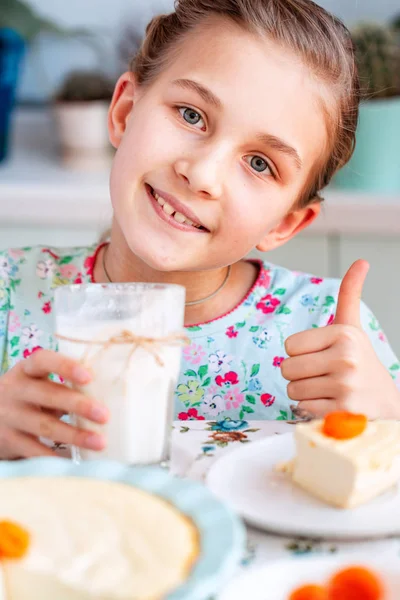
[224,388,245,410]
[256,294,281,314]
[273,356,285,367]
[84,253,96,277]
[23,346,43,359]
[178,408,205,421]
[36,259,55,279]
[42,301,52,314]
[74,275,83,284]
[9,311,21,333]
[8,249,24,260]
[60,264,79,279]
[216,371,239,387]
[326,314,335,326]
[37,291,44,299]
[261,393,276,407]
[256,268,271,288]
[183,343,206,365]
[209,351,233,374]
[310,277,323,284]
[378,332,387,342]
[226,326,238,338]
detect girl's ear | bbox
[256,202,321,252]
[108,72,137,148]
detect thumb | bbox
[334,259,370,327]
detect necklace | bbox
[101,244,232,307]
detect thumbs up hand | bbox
[281,260,400,419]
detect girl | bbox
[0,0,399,459]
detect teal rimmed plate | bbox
[0,458,246,599]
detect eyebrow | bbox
[256,133,302,171]
[171,78,302,171]
[171,78,223,109]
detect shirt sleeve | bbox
[0,280,10,376]
[360,300,400,390]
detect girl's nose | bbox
[173,148,226,200]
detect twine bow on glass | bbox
[55,330,190,381]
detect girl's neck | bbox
[92,226,260,327]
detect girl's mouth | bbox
[146,184,209,233]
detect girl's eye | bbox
[245,155,271,174]
[178,107,205,129]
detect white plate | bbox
[218,554,400,600]
[206,433,400,539]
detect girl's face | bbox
[109,19,328,272]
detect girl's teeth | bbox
[162,202,174,216]
[156,194,165,207]
[173,212,186,224]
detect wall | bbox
[17,0,400,103]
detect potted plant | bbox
[0,0,93,163]
[52,70,114,170]
[333,23,400,194]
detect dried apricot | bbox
[0,520,30,559]
[327,566,384,600]
[322,411,367,440]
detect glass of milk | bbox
[54,282,186,465]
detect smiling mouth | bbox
[147,185,208,231]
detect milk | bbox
[57,319,183,464]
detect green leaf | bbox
[249,326,259,332]
[273,288,286,295]
[184,369,197,377]
[180,426,190,433]
[242,405,255,414]
[250,363,260,377]
[390,363,400,371]
[187,326,202,331]
[10,336,19,348]
[276,305,292,315]
[236,321,246,328]
[59,256,74,265]
[312,324,319,328]
[246,394,256,404]
[198,365,208,379]
[323,295,335,307]
[277,410,288,421]
[239,408,245,420]
[202,377,211,387]
[11,350,19,358]
[243,428,260,433]
[9,279,21,292]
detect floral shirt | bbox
[1,243,399,422]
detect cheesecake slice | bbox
[288,414,400,509]
[0,477,199,599]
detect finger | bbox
[1,429,56,459]
[22,379,109,424]
[287,376,334,401]
[281,348,334,381]
[335,259,369,327]
[8,406,106,452]
[285,326,338,357]
[293,399,336,418]
[21,349,92,385]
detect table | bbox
[169,418,400,594]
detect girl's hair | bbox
[129,0,360,209]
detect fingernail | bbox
[73,366,92,384]
[85,433,106,451]
[90,405,109,423]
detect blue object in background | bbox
[0,28,26,163]
[333,98,400,194]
